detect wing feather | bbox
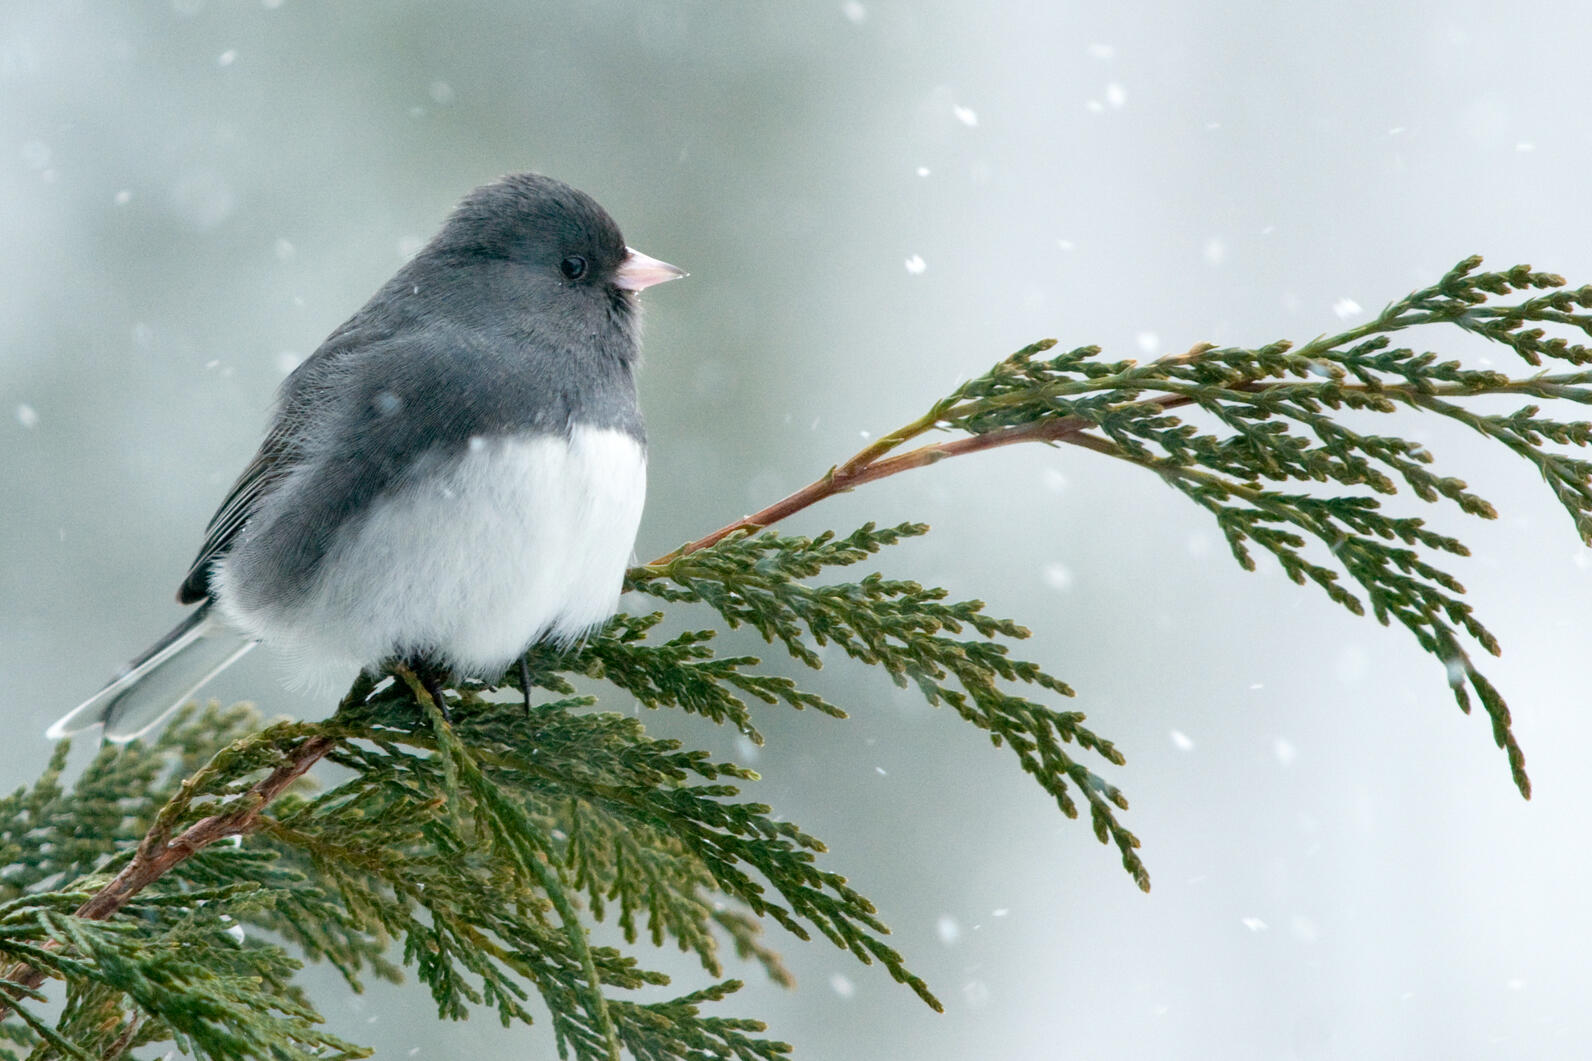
[177,425,296,603]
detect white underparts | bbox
[214,425,646,688]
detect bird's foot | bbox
[396,657,455,724]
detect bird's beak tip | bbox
[616,247,687,291]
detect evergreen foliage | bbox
[5,258,1589,1057]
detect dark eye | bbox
[559,255,588,280]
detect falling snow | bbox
[217,49,237,66]
[16,404,38,429]
[1087,42,1116,60]
[114,189,132,205]
[937,915,961,944]
[1203,237,1227,266]
[1332,297,1363,319]
[829,973,855,998]
[840,0,867,23]
[1169,729,1194,751]
[1240,917,1268,932]
[1273,738,1297,766]
[1136,331,1160,354]
[1105,82,1126,108]
[1042,562,1073,590]
[904,254,927,275]
[915,165,930,177]
[952,104,978,127]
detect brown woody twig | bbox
[0,735,338,1017]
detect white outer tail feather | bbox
[49,605,259,743]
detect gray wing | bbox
[177,423,297,603]
[173,328,472,606]
[174,309,395,605]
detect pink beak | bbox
[614,247,687,291]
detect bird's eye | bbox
[559,255,588,280]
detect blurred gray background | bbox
[5,2,1591,1058]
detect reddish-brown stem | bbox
[652,416,1089,562]
[0,735,338,1012]
[651,392,1211,563]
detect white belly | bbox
[218,425,646,686]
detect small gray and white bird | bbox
[50,173,684,742]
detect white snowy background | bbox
[4,3,1591,1058]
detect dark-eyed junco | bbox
[50,173,684,742]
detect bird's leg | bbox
[519,655,534,716]
[426,673,453,724]
[400,655,454,724]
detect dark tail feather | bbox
[48,603,257,743]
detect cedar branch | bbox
[0,734,338,1014]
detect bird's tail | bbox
[48,602,258,743]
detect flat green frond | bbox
[574,614,846,743]
[632,524,1142,890]
[904,259,1592,798]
